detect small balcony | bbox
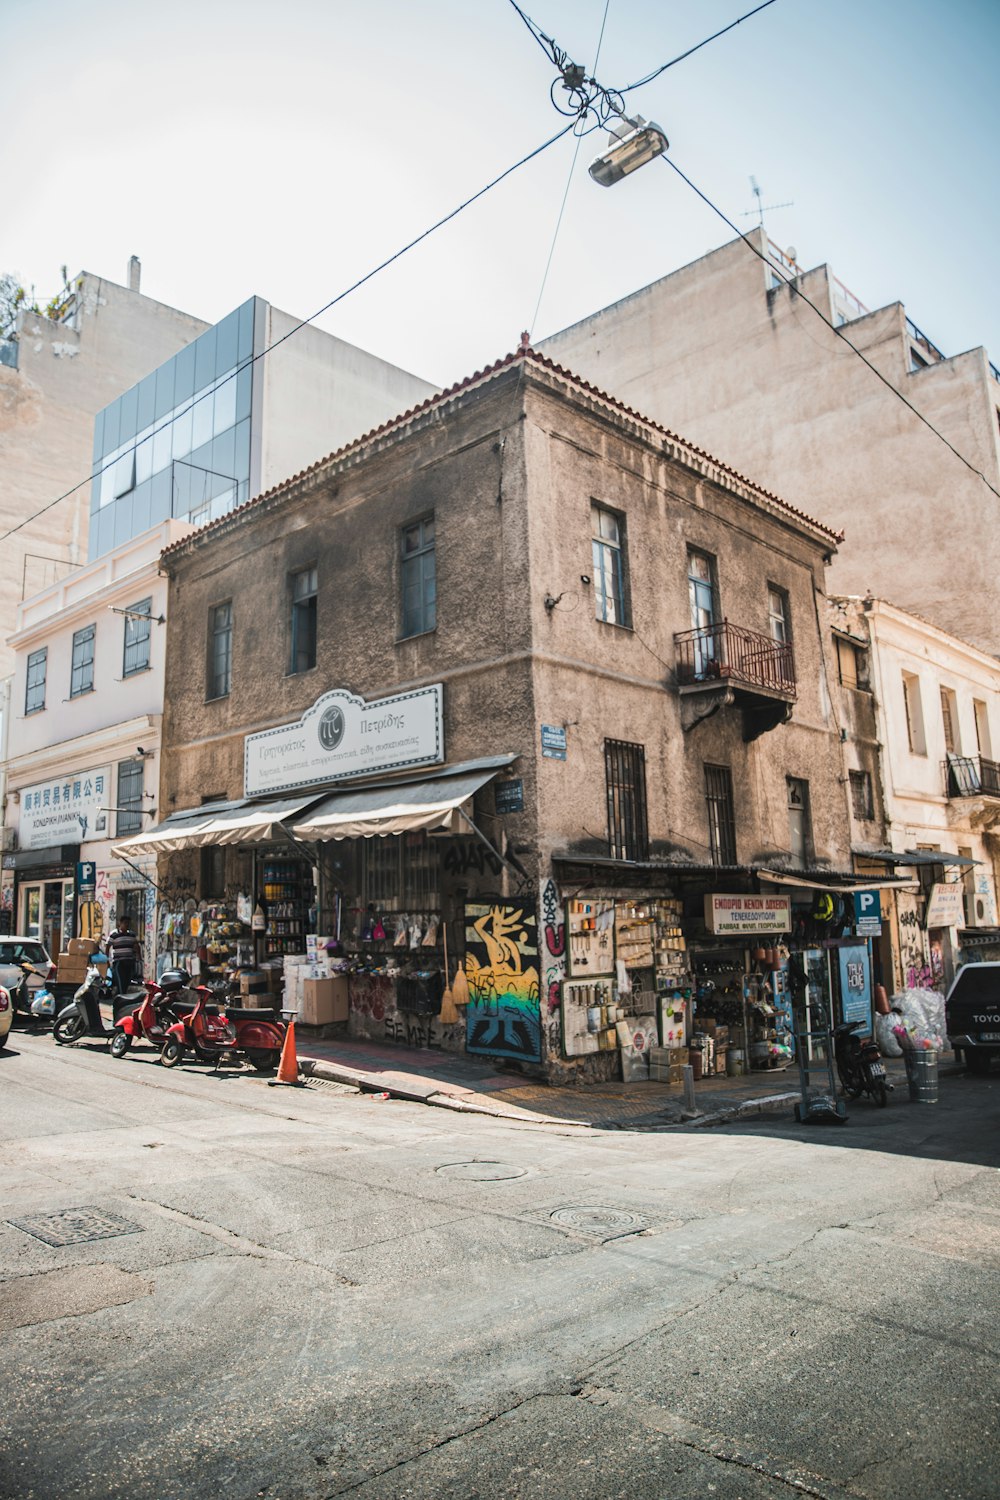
[945,754,1000,799]
[674,620,796,741]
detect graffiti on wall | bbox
[464,899,541,1064]
[540,877,566,1060]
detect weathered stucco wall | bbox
[541,232,1000,653]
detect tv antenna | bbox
[742,175,793,230]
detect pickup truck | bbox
[945,962,1000,1075]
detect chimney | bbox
[127,255,141,293]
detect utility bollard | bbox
[682,1064,696,1114]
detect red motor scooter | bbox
[109,974,191,1058]
[160,987,285,1072]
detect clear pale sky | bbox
[4,0,998,390]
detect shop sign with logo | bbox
[244,685,443,796]
[853,889,882,935]
[925,882,966,928]
[704,894,792,936]
[19,769,110,850]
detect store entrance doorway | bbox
[19,878,74,958]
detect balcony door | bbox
[687,550,718,679]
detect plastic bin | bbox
[904,1049,939,1104]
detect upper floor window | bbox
[208,601,232,700]
[123,597,153,677]
[400,517,436,639]
[70,624,96,697]
[116,759,145,837]
[849,769,874,822]
[705,764,737,866]
[592,504,629,626]
[787,776,812,868]
[902,671,926,755]
[767,586,790,645]
[290,566,318,673]
[939,686,959,755]
[604,738,648,861]
[836,637,868,690]
[25,648,47,714]
[974,698,993,760]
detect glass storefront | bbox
[19,878,74,957]
[89,299,259,558]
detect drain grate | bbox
[538,1205,650,1238]
[7,1207,143,1248]
[436,1161,528,1182]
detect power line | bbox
[657,152,1000,504]
[0,120,576,548]
[620,0,779,93]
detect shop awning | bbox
[756,868,915,893]
[112,794,321,856]
[853,848,979,868]
[291,758,512,841]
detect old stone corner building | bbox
[121,346,901,1082]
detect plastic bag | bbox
[886,986,946,1052]
[875,1010,903,1056]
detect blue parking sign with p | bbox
[853,890,881,933]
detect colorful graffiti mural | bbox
[464,899,542,1064]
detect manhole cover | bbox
[436,1161,528,1181]
[545,1205,649,1238]
[7,1208,143,1247]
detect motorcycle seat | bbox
[225,1006,279,1023]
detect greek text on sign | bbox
[925,881,965,928]
[705,894,792,935]
[244,685,443,796]
[19,768,111,850]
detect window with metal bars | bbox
[123,597,152,677]
[208,601,232,699]
[704,764,737,866]
[359,831,441,910]
[604,739,648,861]
[116,760,145,837]
[849,769,874,822]
[70,624,96,697]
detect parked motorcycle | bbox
[52,963,146,1046]
[833,1020,890,1106]
[108,969,197,1057]
[160,986,285,1071]
[9,959,58,1023]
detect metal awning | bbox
[756,868,915,893]
[291,761,509,841]
[855,849,979,868]
[112,794,321,856]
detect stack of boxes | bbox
[287,938,348,1026]
[647,1045,687,1084]
[56,938,102,989]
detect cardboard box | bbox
[298,976,348,1026]
[68,937,100,957]
[239,972,269,996]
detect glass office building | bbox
[90,298,260,558]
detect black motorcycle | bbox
[52,964,146,1046]
[833,1020,890,1107]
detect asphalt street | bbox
[2,1031,998,1500]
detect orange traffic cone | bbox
[268,1020,305,1087]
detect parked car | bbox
[945,962,1000,1075]
[0,937,56,1019]
[0,982,11,1049]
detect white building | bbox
[830,595,1000,990]
[3,521,192,973]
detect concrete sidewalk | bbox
[295,1029,852,1128]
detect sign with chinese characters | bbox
[704,893,792,936]
[925,882,966,928]
[244,685,443,797]
[837,942,872,1029]
[853,889,882,935]
[18,769,111,850]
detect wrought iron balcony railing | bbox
[674,620,796,697]
[944,754,1000,798]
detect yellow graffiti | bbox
[472,905,529,976]
[78,900,104,942]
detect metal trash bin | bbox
[904,1049,939,1104]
